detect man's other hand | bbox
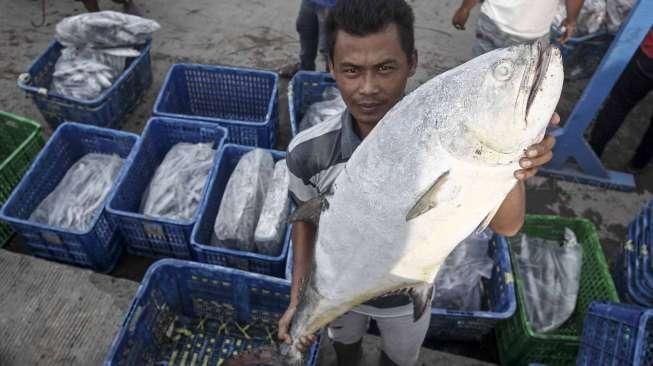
[277,305,317,352]
[514,112,560,180]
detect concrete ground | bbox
[1,0,652,364]
[0,250,138,365]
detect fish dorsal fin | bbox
[406,170,450,221]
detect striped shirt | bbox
[287,110,414,317]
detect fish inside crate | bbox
[106,259,319,366]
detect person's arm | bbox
[489,112,560,236]
[559,0,584,43]
[288,222,316,307]
[489,181,525,236]
[277,220,318,351]
[452,0,479,30]
[277,151,320,351]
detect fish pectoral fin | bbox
[289,196,327,226]
[409,284,434,322]
[406,171,450,221]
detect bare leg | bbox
[112,0,142,15]
[80,0,100,12]
[123,1,142,16]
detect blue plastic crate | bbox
[153,64,279,148]
[621,221,653,307]
[645,201,653,269]
[105,259,319,365]
[191,144,290,278]
[637,203,653,273]
[577,301,653,366]
[427,234,516,341]
[634,209,653,293]
[288,71,336,137]
[17,41,152,129]
[0,122,138,272]
[106,117,228,260]
[620,240,650,306]
[620,202,653,307]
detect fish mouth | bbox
[525,41,552,118]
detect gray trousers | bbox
[326,309,431,366]
[473,13,550,57]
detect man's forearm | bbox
[489,181,525,236]
[289,220,316,306]
[565,0,584,21]
[459,0,478,11]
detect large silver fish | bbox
[229,40,563,366]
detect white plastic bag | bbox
[606,0,636,34]
[432,229,495,311]
[254,160,290,256]
[29,153,124,232]
[212,149,274,251]
[51,11,159,100]
[52,47,126,100]
[514,228,582,333]
[55,11,160,49]
[553,0,607,36]
[299,87,346,132]
[140,142,215,221]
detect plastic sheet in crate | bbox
[105,259,319,365]
[107,117,227,260]
[191,144,290,278]
[17,41,152,129]
[0,111,44,247]
[427,234,516,341]
[153,64,279,148]
[496,215,620,366]
[0,122,139,272]
[288,71,336,137]
[577,301,653,366]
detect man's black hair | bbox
[325,0,415,61]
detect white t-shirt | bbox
[481,0,559,38]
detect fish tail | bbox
[279,342,306,366]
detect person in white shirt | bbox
[452,0,583,57]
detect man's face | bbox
[329,23,417,130]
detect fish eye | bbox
[493,60,514,81]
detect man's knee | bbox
[327,312,368,345]
[377,310,431,366]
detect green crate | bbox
[0,111,44,247]
[496,215,620,366]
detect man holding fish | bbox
[228,0,563,365]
